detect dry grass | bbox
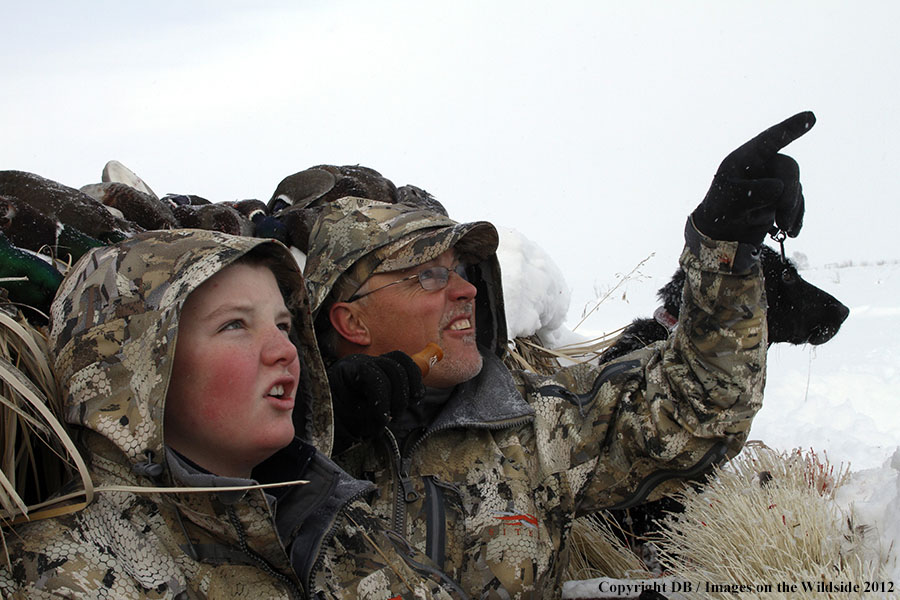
[566,512,652,582]
[505,330,626,376]
[0,303,89,528]
[571,253,655,333]
[654,444,895,599]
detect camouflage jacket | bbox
[0,230,465,600]
[332,223,767,599]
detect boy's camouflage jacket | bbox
[305,199,768,599]
[0,229,466,600]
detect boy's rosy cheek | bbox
[198,359,252,412]
[199,401,229,426]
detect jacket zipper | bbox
[305,486,374,595]
[304,476,471,599]
[383,428,415,533]
[388,414,534,558]
[227,505,302,600]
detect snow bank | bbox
[496,226,571,343]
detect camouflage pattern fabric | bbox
[304,201,767,599]
[1,229,465,599]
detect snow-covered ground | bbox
[497,227,900,587]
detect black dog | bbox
[599,245,850,363]
[596,245,849,569]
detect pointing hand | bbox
[691,111,815,245]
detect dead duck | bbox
[266,165,449,252]
[267,164,397,214]
[0,195,103,263]
[81,182,178,230]
[226,199,288,242]
[173,202,253,236]
[396,183,448,215]
[163,193,211,207]
[0,230,64,322]
[101,159,158,199]
[0,170,139,243]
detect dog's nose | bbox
[836,302,850,324]
[807,300,851,345]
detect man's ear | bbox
[329,302,371,346]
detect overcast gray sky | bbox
[3,1,898,329]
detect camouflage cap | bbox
[304,197,499,314]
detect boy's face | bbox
[165,262,300,478]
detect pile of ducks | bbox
[0,161,442,322]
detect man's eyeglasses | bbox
[347,263,469,303]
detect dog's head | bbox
[760,246,849,345]
[657,245,849,346]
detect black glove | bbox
[327,351,425,448]
[691,111,815,246]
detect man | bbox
[302,112,815,598]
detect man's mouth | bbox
[448,318,472,331]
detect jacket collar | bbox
[427,351,533,432]
[166,447,263,506]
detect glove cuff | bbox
[684,216,761,274]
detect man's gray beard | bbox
[428,348,483,389]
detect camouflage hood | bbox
[49,229,334,473]
[303,197,508,357]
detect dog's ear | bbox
[658,268,686,318]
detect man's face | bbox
[353,249,483,388]
[165,262,300,478]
